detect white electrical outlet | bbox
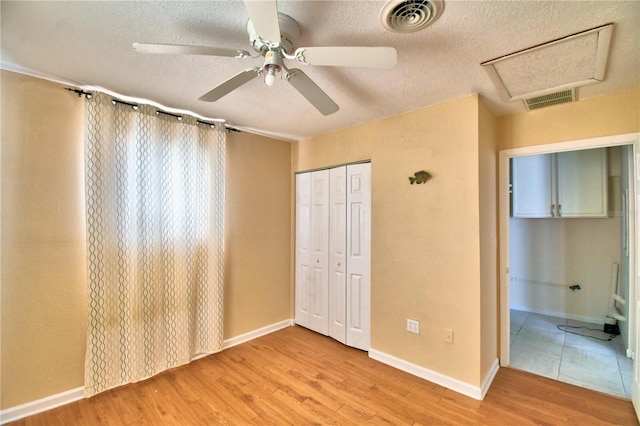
[407,319,420,334]
[444,328,454,344]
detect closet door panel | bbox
[346,163,371,351]
[329,167,347,343]
[309,170,330,335]
[295,173,312,329]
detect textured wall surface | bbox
[224,131,292,338]
[1,71,88,408]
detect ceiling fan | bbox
[133,0,397,116]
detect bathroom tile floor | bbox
[510,309,633,398]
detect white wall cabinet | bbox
[295,163,371,351]
[512,148,608,218]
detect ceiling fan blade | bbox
[293,46,398,68]
[286,69,339,116]
[133,43,250,58]
[244,0,281,43]
[199,67,262,102]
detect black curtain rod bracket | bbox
[65,88,93,98]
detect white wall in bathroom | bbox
[509,215,622,324]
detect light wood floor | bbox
[10,325,638,425]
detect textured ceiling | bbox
[2,1,639,141]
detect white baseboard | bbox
[0,319,294,424]
[223,319,294,349]
[369,349,499,401]
[481,359,500,399]
[0,387,84,425]
[510,304,604,325]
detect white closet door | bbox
[329,166,347,344]
[309,169,330,335]
[346,163,371,351]
[295,170,329,335]
[294,173,312,329]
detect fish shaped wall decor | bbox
[409,170,431,185]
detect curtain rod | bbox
[64,87,239,132]
[65,88,93,98]
[156,110,182,121]
[112,98,139,110]
[197,119,216,128]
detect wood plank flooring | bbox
[9,325,639,425]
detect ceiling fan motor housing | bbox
[247,13,300,54]
[264,50,284,69]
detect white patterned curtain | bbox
[83,92,225,397]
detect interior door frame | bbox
[498,133,640,381]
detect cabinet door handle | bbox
[558,204,562,217]
[551,204,555,217]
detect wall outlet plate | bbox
[444,328,454,343]
[407,319,420,334]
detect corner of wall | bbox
[478,96,499,382]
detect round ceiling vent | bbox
[380,0,444,33]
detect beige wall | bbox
[293,95,490,387]
[224,131,292,337]
[509,217,621,320]
[478,98,498,380]
[497,88,640,150]
[1,71,292,409]
[1,71,88,409]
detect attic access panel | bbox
[481,24,613,102]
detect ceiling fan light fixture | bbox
[265,66,277,86]
[263,49,284,87]
[381,0,444,33]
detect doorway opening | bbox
[499,133,640,399]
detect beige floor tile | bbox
[509,310,632,399]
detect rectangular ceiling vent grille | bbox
[524,89,576,110]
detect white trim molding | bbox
[0,319,294,424]
[369,349,500,401]
[223,319,294,349]
[0,387,84,425]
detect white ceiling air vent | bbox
[481,24,613,111]
[525,89,577,111]
[381,0,444,33]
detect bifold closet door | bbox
[329,167,347,344]
[295,170,329,335]
[296,163,370,350]
[328,164,371,350]
[345,163,371,350]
